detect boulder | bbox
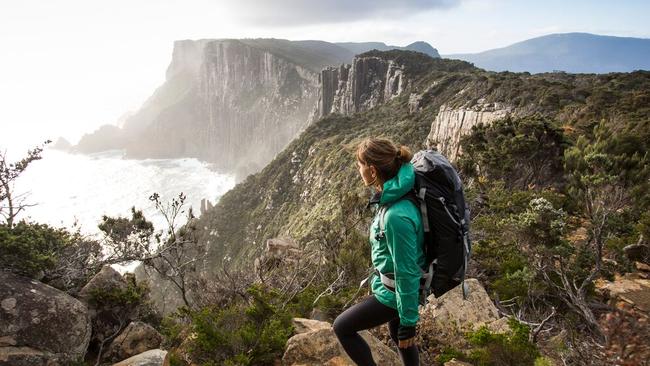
[408,92,424,114]
[485,316,512,334]
[283,280,511,365]
[309,308,330,322]
[282,318,400,366]
[113,349,167,366]
[0,272,91,365]
[78,265,139,355]
[105,321,163,361]
[635,261,650,274]
[419,278,510,348]
[444,359,473,366]
[161,331,195,366]
[624,243,650,263]
[596,274,650,313]
[78,265,128,306]
[427,103,513,161]
[0,347,63,366]
[292,318,330,334]
[266,238,302,258]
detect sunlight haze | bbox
[1,0,648,154]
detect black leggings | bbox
[332,295,419,366]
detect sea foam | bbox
[13,148,235,236]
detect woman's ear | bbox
[370,165,378,178]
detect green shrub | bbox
[458,116,569,190]
[515,197,567,248]
[86,277,159,362]
[188,284,293,366]
[436,347,468,364]
[492,267,535,301]
[312,285,362,320]
[283,285,322,319]
[534,356,555,366]
[160,315,186,349]
[165,350,186,366]
[87,280,149,308]
[467,318,540,366]
[636,211,650,243]
[0,220,76,278]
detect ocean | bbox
[11,148,235,237]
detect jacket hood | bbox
[379,163,415,205]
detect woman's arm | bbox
[384,211,421,327]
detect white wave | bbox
[13,149,235,237]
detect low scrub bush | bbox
[467,318,540,366]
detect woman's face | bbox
[357,160,377,187]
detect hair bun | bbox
[397,145,413,163]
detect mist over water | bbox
[12,148,235,237]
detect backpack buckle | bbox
[375,230,385,241]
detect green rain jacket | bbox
[369,163,425,327]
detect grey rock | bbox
[636,261,650,273]
[419,278,510,348]
[282,325,400,366]
[0,346,61,366]
[0,272,91,365]
[444,359,473,366]
[624,243,650,263]
[105,321,163,362]
[78,265,130,326]
[426,103,513,161]
[595,274,650,312]
[319,55,409,117]
[408,92,424,114]
[309,308,330,322]
[78,265,128,305]
[291,317,330,334]
[112,349,167,366]
[266,237,300,256]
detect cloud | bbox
[231,0,461,26]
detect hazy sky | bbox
[1,0,649,154]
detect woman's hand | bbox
[397,325,417,349]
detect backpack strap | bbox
[422,261,434,290]
[375,262,435,294]
[377,205,389,240]
[417,188,430,233]
[461,233,470,299]
[378,190,424,236]
[376,269,396,290]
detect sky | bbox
[1,0,649,155]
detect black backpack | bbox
[376,150,471,302]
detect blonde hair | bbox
[356,138,413,183]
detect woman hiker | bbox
[333,137,424,366]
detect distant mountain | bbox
[75,124,127,153]
[336,41,440,58]
[445,33,650,73]
[235,39,354,72]
[51,137,72,151]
